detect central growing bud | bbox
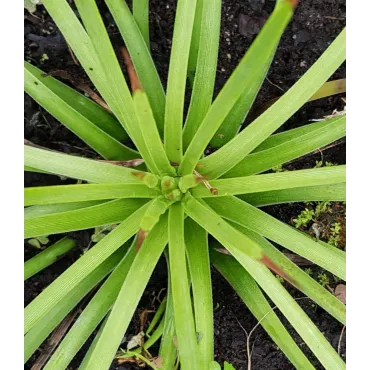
[160,174,205,201]
[161,176,183,202]
[136,170,217,248]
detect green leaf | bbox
[179,0,295,175]
[24,246,126,362]
[25,201,106,219]
[223,116,346,177]
[252,117,342,153]
[24,145,149,184]
[239,183,346,207]
[25,237,76,280]
[187,0,203,85]
[261,79,346,113]
[169,204,201,369]
[192,166,345,198]
[43,240,136,370]
[133,0,149,46]
[24,61,128,142]
[24,202,149,333]
[105,0,165,133]
[183,0,221,149]
[184,195,263,261]
[219,239,345,369]
[79,213,168,370]
[25,198,148,238]
[159,256,177,370]
[146,296,167,335]
[133,90,176,176]
[231,226,346,324]
[164,0,198,163]
[43,0,158,173]
[25,183,159,206]
[206,196,346,280]
[211,248,315,369]
[199,28,346,179]
[184,219,213,365]
[209,47,277,149]
[24,65,135,161]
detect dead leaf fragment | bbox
[151,357,163,368]
[127,331,145,350]
[334,284,346,304]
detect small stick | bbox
[67,42,79,65]
[30,306,81,370]
[79,84,112,113]
[235,297,310,370]
[284,139,346,166]
[337,325,346,355]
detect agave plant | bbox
[24,0,346,369]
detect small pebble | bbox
[238,14,265,37]
[247,0,265,11]
[294,30,311,45]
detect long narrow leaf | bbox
[184,219,213,365]
[169,204,201,369]
[24,63,137,160]
[24,237,76,280]
[164,0,198,162]
[220,240,345,369]
[224,116,346,177]
[192,166,345,198]
[260,78,346,113]
[75,0,159,170]
[179,0,296,175]
[206,196,346,280]
[80,214,168,370]
[24,246,127,362]
[231,226,346,323]
[105,0,165,133]
[159,254,177,370]
[209,45,276,149]
[24,146,150,184]
[133,0,149,46]
[24,62,128,142]
[198,28,346,179]
[25,198,148,238]
[187,0,203,84]
[24,200,106,219]
[252,116,343,153]
[43,241,136,370]
[133,89,176,176]
[183,0,221,149]
[25,183,158,206]
[239,183,346,207]
[43,0,158,173]
[211,248,315,369]
[184,195,263,261]
[24,201,150,333]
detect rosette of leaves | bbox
[24,0,346,369]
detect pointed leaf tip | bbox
[286,0,299,7]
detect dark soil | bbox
[24,0,346,369]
